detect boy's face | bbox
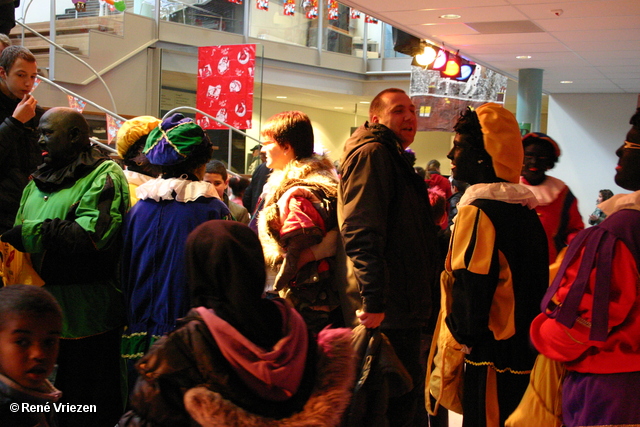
[0,312,61,390]
[203,172,228,199]
[0,57,39,100]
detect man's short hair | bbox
[0,285,63,327]
[0,45,36,74]
[427,159,440,172]
[261,111,314,160]
[205,159,228,181]
[369,88,407,118]
[0,33,11,49]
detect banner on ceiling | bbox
[410,65,508,132]
[196,44,255,130]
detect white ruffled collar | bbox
[136,176,221,203]
[519,175,566,206]
[599,190,640,216]
[459,182,539,209]
[124,169,156,187]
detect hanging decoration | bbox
[410,65,508,132]
[303,0,318,19]
[256,0,268,11]
[106,115,123,145]
[350,8,360,19]
[365,15,378,24]
[227,0,242,3]
[284,0,295,16]
[327,0,338,20]
[197,45,255,130]
[31,77,41,93]
[67,95,87,113]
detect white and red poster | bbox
[106,115,123,145]
[327,0,338,20]
[196,44,255,130]
[284,0,295,16]
[67,95,87,113]
[303,0,318,19]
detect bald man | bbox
[1,107,130,427]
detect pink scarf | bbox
[195,301,308,401]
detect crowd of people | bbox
[0,42,638,427]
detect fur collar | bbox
[184,327,355,427]
[258,156,338,269]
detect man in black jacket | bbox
[338,88,440,426]
[0,45,42,233]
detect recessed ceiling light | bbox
[560,80,573,84]
[334,107,344,110]
[276,96,287,99]
[516,55,532,59]
[359,101,370,104]
[440,14,461,19]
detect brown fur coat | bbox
[184,327,356,427]
[257,155,338,270]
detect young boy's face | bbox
[0,312,61,390]
[203,172,228,199]
[0,57,39,100]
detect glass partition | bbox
[249,0,317,47]
[322,2,354,55]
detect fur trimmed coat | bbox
[184,327,356,426]
[257,156,357,330]
[119,309,355,427]
[258,155,338,272]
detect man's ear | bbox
[68,126,81,145]
[370,114,380,124]
[0,67,7,80]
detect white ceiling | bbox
[339,0,640,94]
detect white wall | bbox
[547,93,639,223]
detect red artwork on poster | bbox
[106,114,123,145]
[327,0,338,20]
[284,0,295,16]
[228,0,241,3]
[303,0,318,19]
[256,0,268,10]
[350,8,360,19]
[67,95,87,113]
[197,45,255,130]
[365,15,378,24]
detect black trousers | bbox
[55,327,125,427]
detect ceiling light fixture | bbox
[560,80,573,84]
[440,50,461,78]
[439,14,461,19]
[516,55,532,59]
[413,44,439,67]
[276,96,287,99]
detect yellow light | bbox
[415,46,438,66]
[442,59,460,76]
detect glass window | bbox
[250,0,317,48]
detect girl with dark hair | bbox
[588,188,614,225]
